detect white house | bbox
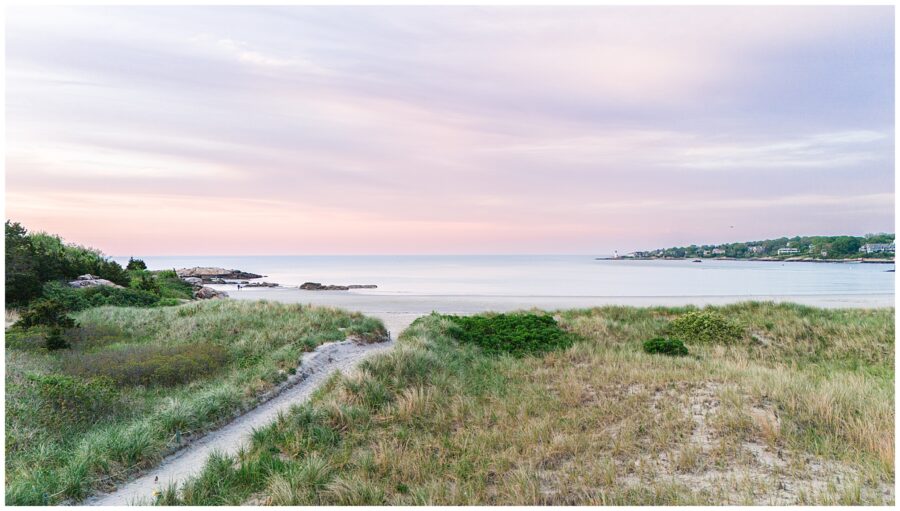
[748,245,764,254]
[711,248,726,255]
[859,243,895,254]
[777,247,799,255]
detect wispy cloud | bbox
[4,6,894,254]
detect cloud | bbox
[4,6,894,254]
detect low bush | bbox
[642,337,689,356]
[26,373,119,426]
[667,310,744,345]
[62,343,230,387]
[444,313,574,357]
[18,297,77,329]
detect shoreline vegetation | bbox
[157,304,894,505]
[597,256,896,264]
[608,234,895,263]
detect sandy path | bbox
[84,314,409,506]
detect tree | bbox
[6,221,42,305]
[126,257,148,271]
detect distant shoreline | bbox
[595,256,895,264]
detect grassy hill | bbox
[157,303,894,505]
[5,300,386,505]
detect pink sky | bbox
[5,6,894,255]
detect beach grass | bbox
[4,299,387,505]
[159,302,893,505]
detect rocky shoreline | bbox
[169,268,380,297]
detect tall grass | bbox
[5,300,386,505]
[161,302,893,505]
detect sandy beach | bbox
[219,287,894,333]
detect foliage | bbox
[643,337,689,356]
[644,233,894,260]
[26,373,120,426]
[667,310,744,345]
[443,312,574,357]
[45,327,71,351]
[18,297,77,329]
[126,257,147,271]
[62,343,230,387]
[40,281,160,311]
[130,270,161,294]
[5,220,129,305]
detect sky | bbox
[5,6,895,256]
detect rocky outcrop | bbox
[299,282,377,291]
[182,277,203,286]
[176,267,264,280]
[194,286,229,300]
[68,274,124,289]
[242,282,279,288]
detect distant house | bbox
[748,245,764,254]
[859,243,895,254]
[777,247,799,255]
[711,248,726,255]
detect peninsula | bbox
[604,234,895,262]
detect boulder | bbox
[194,286,229,300]
[176,267,263,280]
[181,277,203,286]
[299,282,375,291]
[243,282,279,288]
[69,277,123,289]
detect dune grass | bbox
[159,302,893,505]
[4,299,386,505]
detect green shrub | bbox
[667,310,744,345]
[18,298,77,329]
[126,257,147,271]
[41,281,160,310]
[62,343,230,386]
[26,373,119,426]
[642,337,689,356]
[443,313,574,357]
[45,327,70,351]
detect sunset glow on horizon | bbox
[6,6,895,256]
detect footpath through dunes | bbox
[84,313,412,506]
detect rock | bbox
[181,277,203,286]
[243,282,279,288]
[299,282,377,291]
[205,277,227,284]
[69,277,123,289]
[300,282,349,291]
[176,267,263,280]
[194,286,229,300]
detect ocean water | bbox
[114,255,895,298]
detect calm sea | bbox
[113,255,895,298]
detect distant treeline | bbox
[637,234,895,259]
